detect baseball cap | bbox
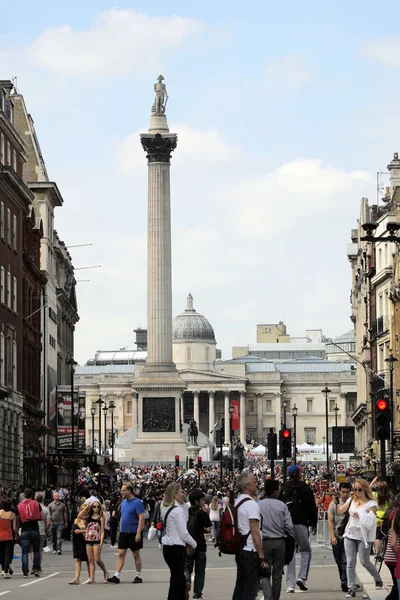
[287,465,300,476]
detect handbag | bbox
[156,522,163,531]
[337,500,352,537]
[185,544,196,556]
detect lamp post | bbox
[66,358,78,455]
[323,436,326,456]
[103,403,108,456]
[109,400,116,462]
[292,404,298,464]
[96,396,104,454]
[282,393,287,478]
[385,352,398,462]
[229,403,235,479]
[90,404,96,451]
[333,404,340,481]
[322,384,331,472]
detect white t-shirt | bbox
[344,498,377,541]
[38,504,49,536]
[235,494,260,552]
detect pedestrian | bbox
[161,483,197,600]
[373,480,393,553]
[339,478,383,598]
[109,495,120,548]
[0,496,17,579]
[48,491,67,555]
[327,482,352,592]
[84,489,100,506]
[184,490,212,600]
[209,496,221,542]
[69,508,89,585]
[280,465,317,593]
[16,488,42,578]
[34,492,50,571]
[83,501,108,584]
[107,483,145,584]
[232,472,268,600]
[259,479,294,600]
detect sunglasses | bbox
[354,488,363,492]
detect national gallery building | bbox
[75,295,358,462]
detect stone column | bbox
[132,391,138,435]
[256,393,263,440]
[240,391,246,443]
[224,391,230,443]
[193,391,200,427]
[209,391,215,436]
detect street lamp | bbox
[108,400,116,462]
[282,394,288,476]
[333,404,340,480]
[66,358,78,455]
[385,352,398,462]
[229,403,235,479]
[292,404,298,464]
[103,404,108,455]
[96,396,104,454]
[323,436,326,455]
[90,404,96,451]
[322,384,331,472]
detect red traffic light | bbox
[282,429,290,438]
[377,399,388,411]
[175,455,179,460]
[198,456,202,462]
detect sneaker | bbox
[52,550,56,555]
[193,596,203,599]
[33,571,40,578]
[4,574,11,579]
[107,576,120,584]
[341,585,348,593]
[345,592,355,598]
[9,568,13,575]
[158,542,162,549]
[23,574,28,578]
[133,575,142,583]
[110,545,115,549]
[57,550,62,555]
[375,581,383,589]
[296,579,308,591]
[286,589,295,593]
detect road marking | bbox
[0,592,11,596]
[20,572,60,587]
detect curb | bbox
[356,562,391,600]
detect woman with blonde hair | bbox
[69,506,89,585]
[83,501,108,584]
[209,496,221,542]
[161,483,196,600]
[338,478,383,597]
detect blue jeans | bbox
[332,536,347,587]
[51,523,64,551]
[344,537,382,592]
[184,550,207,597]
[21,531,40,575]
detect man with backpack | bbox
[184,490,212,600]
[15,488,43,578]
[280,465,317,593]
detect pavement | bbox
[0,539,387,600]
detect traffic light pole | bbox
[283,404,287,482]
[381,439,386,481]
[269,428,275,480]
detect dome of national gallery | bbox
[172,294,216,342]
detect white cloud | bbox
[265,54,314,89]
[27,8,204,77]
[361,37,400,67]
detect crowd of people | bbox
[0,462,399,600]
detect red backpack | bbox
[18,499,41,523]
[215,498,251,555]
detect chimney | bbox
[387,152,400,197]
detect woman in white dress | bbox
[338,478,383,597]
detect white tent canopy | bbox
[297,443,314,452]
[251,444,266,455]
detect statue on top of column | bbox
[188,419,198,446]
[152,74,168,115]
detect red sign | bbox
[231,400,239,431]
[337,464,345,472]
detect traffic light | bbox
[175,455,179,467]
[197,456,202,469]
[267,433,277,460]
[188,457,194,469]
[375,398,391,440]
[280,429,291,459]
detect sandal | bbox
[68,580,80,585]
[82,579,95,585]
[104,572,109,583]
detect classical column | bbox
[209,391,215,436]
[240,391,246,443]
[224,391,230,444]
[132,391,138,434]
[193,391,200,427]
[256,393,263,440]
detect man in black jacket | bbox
[184,490,212,600]
[280,465,317,593]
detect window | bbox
[0,266,4,303]
[49,335,56,349]
[12,215,16,251]
[12,276,16,313]
[305,427,316,445]
[12,340,17,390]
[329,398,336,412]
[347,395,356,413]
[6,270,11,309]
[0,133,4,164]
[12,149,16,172]
[248,399,254,413]
[0,332,4,384]
[0,201,3,239]
[6,142,10,166]
[328,428,332,444]
[265,399,272,412]
[127,400,132,414]
[306,398,313,413]
[187,346,192,361]
[7,208,11,245]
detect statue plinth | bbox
[187,445,201,460]
[149,114,169,134]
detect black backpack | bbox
[187,508,201,541]
[281,483,302,521]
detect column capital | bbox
[208,390,215,397]
[240,390,246,397]
[141,133,177,163]
[193,390,200,397]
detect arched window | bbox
[187,346,192,361]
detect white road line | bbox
[0,592,11,596]
[19,572,60,587]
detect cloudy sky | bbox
[2,1,399,364]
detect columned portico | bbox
[240,391,246,442]
[224,391,230,443]
[193,390,200,426]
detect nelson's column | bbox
[130,76,187,461]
